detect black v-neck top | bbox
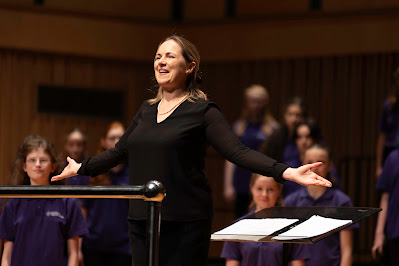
[78,98,289,221]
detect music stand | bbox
[212,206,381,266]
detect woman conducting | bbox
[52,35,331,266]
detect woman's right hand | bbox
[51,157,81,182]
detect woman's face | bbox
[250,176,282,211]
[284,104,303,132]
[154,40,194,92]
[23,148,56,185]
[64,132,86,162]
[102,127,125,150]
[296,125,314,155]
[303,148,331,177]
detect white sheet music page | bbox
[212,218,298,240]
[272,215,352,240]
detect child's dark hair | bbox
[8,135,63,186]
[283,96,308,120]
[293,118,323,143]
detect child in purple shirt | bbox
[260,97,306,197]
[284,144,356,266]
[0,135,88,266]
[284,120,341,197]
[372,148,399,265]
[81,122,132,266]
[224,85,279,218]
[221,173,309,266]
[375,70,399,178]
[64,128,90,186]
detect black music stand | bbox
[212,206,381,266]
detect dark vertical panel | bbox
[225,0,236,18]
[172,0,183,21]
[309,0,322,11]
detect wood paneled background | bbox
[0,51,153,182]
[1,1,399,263]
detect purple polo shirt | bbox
[232,122,268,194]
[284,188,358,266]
[379,99,399,148]
[283,140,299,166]
[376,149,399,240]
[0,198,88,266]
[221,209,309,266]
[81,164,131,254]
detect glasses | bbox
[26,158,51,165]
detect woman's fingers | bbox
[51,157,81,182]
[312,173,332,187]
[51,174,64,182]
[305,162,323,171]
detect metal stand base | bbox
[146,201,162,266]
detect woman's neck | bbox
[306,185,327,200]
[162,88,186,102]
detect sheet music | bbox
[272,215,352,240]
[212,218,299,237]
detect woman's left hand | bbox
[282,162,332,187]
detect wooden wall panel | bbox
[47,0,171,19]
[237,0,308,16]
[324,0,399,12]
[184,0,225,20]
[0,51,153,184]
[2,7,399,63]
[0,8,169,61]
[0,0,172,20]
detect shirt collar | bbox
[300,187,334,202]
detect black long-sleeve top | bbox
[78,99,289,221]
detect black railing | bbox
[0,180,166,266]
